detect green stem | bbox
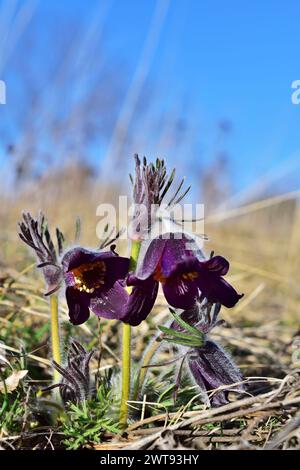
[119,239,141,428]
[50,294,61,383]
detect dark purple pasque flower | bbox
[62,246,130,325]
[62,245,158,326]
[188,340,243,406]
[129,232,243,315]
[18,212,64,295]
[18,212,157,326]
[170,302,244,406]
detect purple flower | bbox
[129,233,243,314]
[188,340,243,406]
[18,212,157,327]
[170,302,244,406]
[62,246,130,325]
[121,276,159,326]
[62,245,158,326]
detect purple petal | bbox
[122,278,158,326]
[89,281,129,320]
[99,255,130,287]
[135,238,167,279]
[196,274,243,308]
[135,233,204,281]
[160,234,199,278]
[164,255,242,308]
[89,277,158,325]
[188,341,244,406]
[62,247,129,290]
[162,275,199,309]
[200,256,229,276]
[163,256,199,279]
[63,247,129,274]
[66,287,90,325]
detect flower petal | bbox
[88,277,158,326]
[160,235,196,278]
[122,277,159,326]
[135,233,205,280]
[63,247,129,275]
[162,275,199,309]
[164,255,242,308]
[89,281,129,320]
[103,255,130,287]
[66,287,90,325]
[135,238,167,279]
[201,255,229,276]
[62,247,129,289]
[196,274,243,308]
[188,341,244,406]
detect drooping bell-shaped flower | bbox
[125,156,242,326]
[61,238,161,325]
[91,155,191,327]
[188,340,243,406]
[62,246,131,325]
[19,212,146,326]
[167,302,244,406]
[128,232,243,322]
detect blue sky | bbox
[103,0,300,195]
[1,0,300,199]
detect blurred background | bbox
[0,0,299,324]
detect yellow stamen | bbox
[182,271,199,281]
[71,260,106,293]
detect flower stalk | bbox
[50,294,61,383]
[120,239,141,428]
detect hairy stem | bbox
[50,294,61,383]
[120,239,141,428]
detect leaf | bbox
[159,325,200,342]
[169,308,204,339]
[0,370,28,394]
[162,337,203,347]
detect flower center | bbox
[153,265,199,284]
[182,271,199,281]
[70,260,106,294]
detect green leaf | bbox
[169,309,204,340]
[162,336,203,347]
[159,325,200,343]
